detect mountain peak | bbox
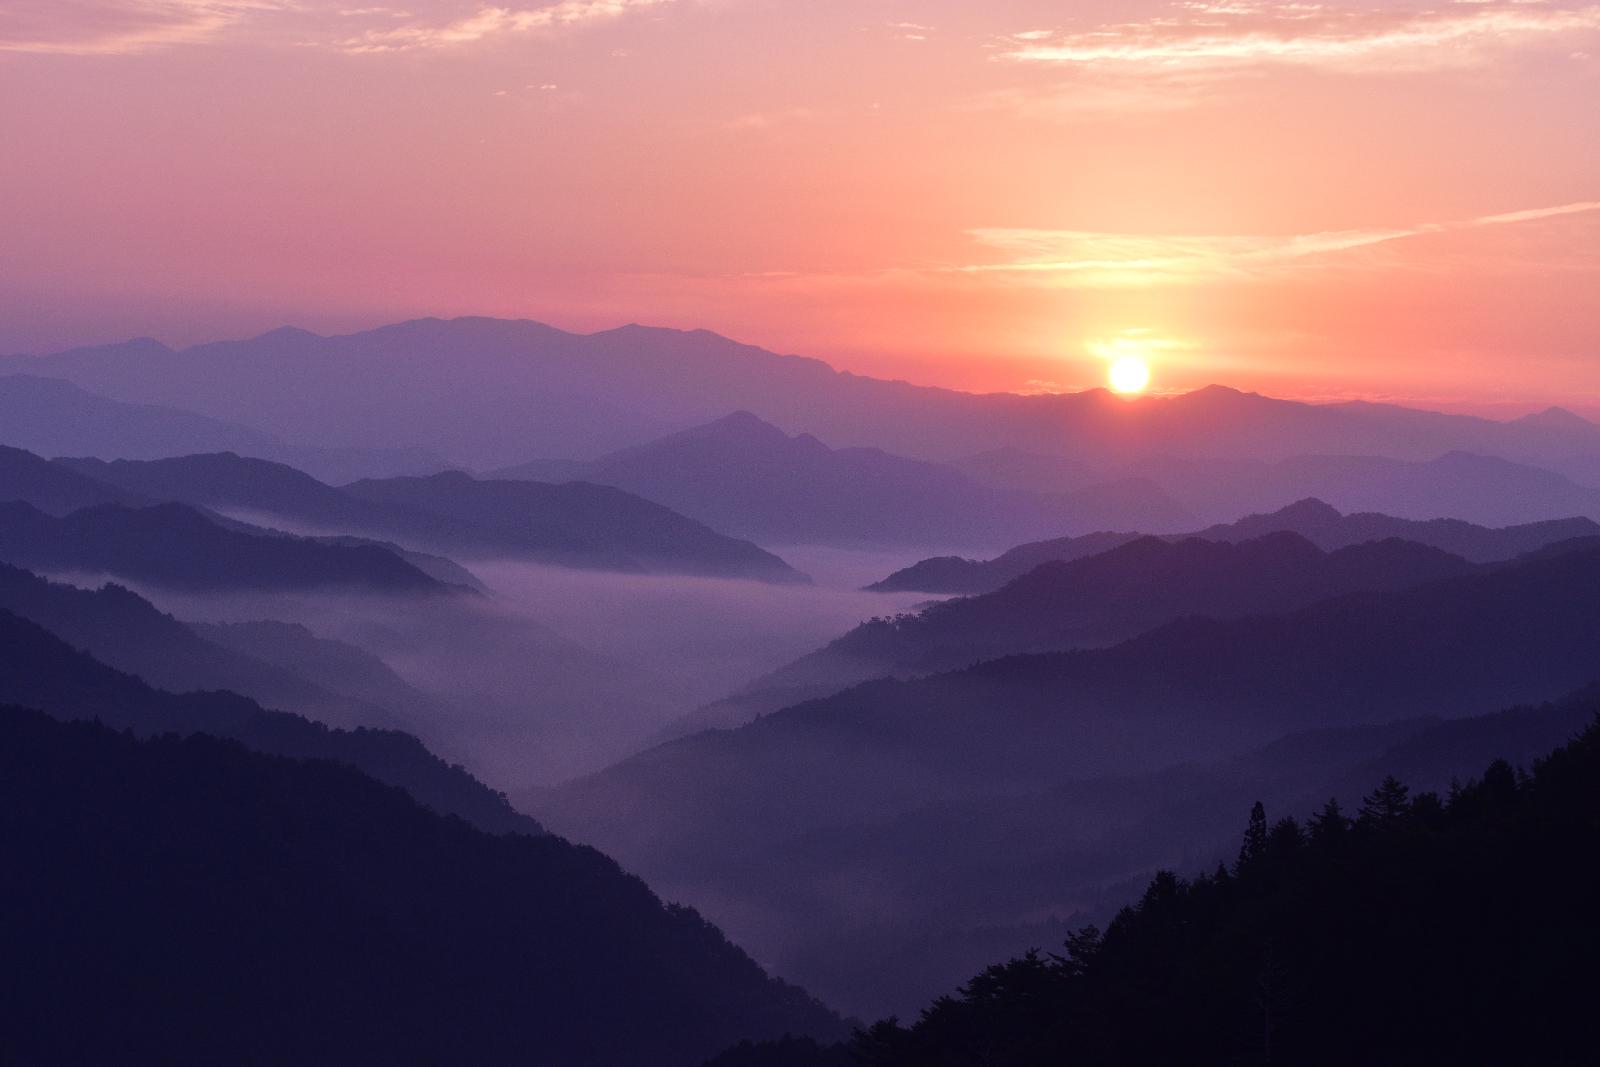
[1271,497,1343,523]
[1516,406,1596,430]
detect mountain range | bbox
[0,372,444,482]
[9,318,1600,474]
[57,451,807,583]
[534,541,1600,1015]
[869,498,1600,594]
[492,411,1195,548]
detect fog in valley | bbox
[68,545,935,789]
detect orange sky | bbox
[2,1,1597,407]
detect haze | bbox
[3,0,1598,408]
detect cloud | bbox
[1001,2,1600,76]
[724,106,817,131]
[0,0,288,55]
[336,0,679,53]
[956,200,1600,287]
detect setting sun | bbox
[1109,357,1152,395]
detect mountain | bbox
[342,470,808,582]
[535,543,1600,1014]
[0,500,449,593]
[10,318,1600,470]
[192,619,443,731]
[870,498,1600,594]
[747,715,1600,1066]
[728,534,1475,719]
[688,693,1600,1022]
[0,372,445,482]
[0,608,535,835]
[0,443,141,515]
[63,451,807,582]
[0,562,412,731]
[1125,450,1600,528]
[491,412,1195,548]
[0,707,844,1066]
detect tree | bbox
[1237,800,1268,871]
[1358,775,1410,827]
[1307,798,1349,845]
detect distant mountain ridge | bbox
[0,500,448,593]
[9,317,1600,471]
[492,411,1195,548]
[869,497,1600,593]
[59,451,808,583]
[0,373,445,482]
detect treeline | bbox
[716,716,1600,1065]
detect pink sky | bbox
[2,1,1597,407]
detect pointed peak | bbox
[1516,405,1595,430]
[250,325,321,344]
[1271,497,1343,523]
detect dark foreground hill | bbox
[0,499,448,593]
[869,498,1600,594]
[0,708,844,1067]
[716,711,1600,1065]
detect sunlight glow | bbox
[1109,357,1152,395]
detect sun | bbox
[1109,356,1151,395]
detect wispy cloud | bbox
[335,0,679,53]
[0,0,693,56]
[0,0,288,55]
[1002,2,1600,75]
[958,200,1600,287]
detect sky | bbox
[2,0,1597,408]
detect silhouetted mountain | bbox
[0,499,448,592]
[866,532,1144,594]
[343,470,808,582]
[0,562,408,731]
[1126,449,1600,528]
[869,498,1600,594]
[740,534,1474,710]
[728,713,1600,1065]
[0,443,141,515]
[946,447,1102,494]
[537,544,1600,1015]
[492,412,1193,547]
[0,608,535,835]
[66,451,805,581]
[0,707,844,1066]
[0,373,445,481]
[192,619,443,731]
[12,318,1600,470]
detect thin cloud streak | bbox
[336,0,679,53]
[0,0,288,55]
[1002,3,1600,75]
[958,200,1600,287]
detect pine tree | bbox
[1359,775,1410,827]
[1237,801,1268,871]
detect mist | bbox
[68,545,933,789]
